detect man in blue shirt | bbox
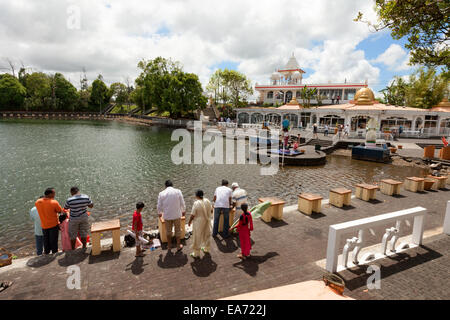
[29,196,44,256]
[282,117,290,131]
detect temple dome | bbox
[354,87,375,105]
[271,71,281,80]
[287,96,301,105]
[430,98,450,112]
[292,70,301,79]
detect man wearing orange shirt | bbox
[35,188,65,254]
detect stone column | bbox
[436,115,442,136]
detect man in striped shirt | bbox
[64,187,94,250]
[231,182,248,217]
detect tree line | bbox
[0,57,255,119]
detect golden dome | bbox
[287,96,301,105]
[430,98,450,112]
[354,87,375,105]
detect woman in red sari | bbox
[230,203,253,259]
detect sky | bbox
[0,0,416,100]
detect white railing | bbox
[217,122,237,128]
[401,130,421,138]
[444,201,450,236]
[326,206,426,273]
[241,123,263,129]
[377,132,394,141]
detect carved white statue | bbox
[366,117,378,147]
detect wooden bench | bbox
[404,177,425,192]
[158,216,186,243]
[380,179,403,196]
[427,175,448,189]
[329,188,352,208]
[298,193,323,215]
[91,219,121,256]
[355,184,379,201]
[258,197,286,222]
[218,208,236,232]
[423,178,436,190]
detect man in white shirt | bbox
[231,182,248,217]
[212,179,232,238]
[157,180,186,251]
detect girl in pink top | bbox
[59,214,81,252]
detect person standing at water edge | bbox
[188,190,213,258]
[157,180,186,251]
[64,187,93,250]
[133,202,145,257]
[231,182,248,217]
[29,196,44,256]
[212,180,232,238]
[229,203,253,259]
[324,123,329,137]
[35,188,65,254]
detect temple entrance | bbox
[285,91,293,103]
[351,116,368,131]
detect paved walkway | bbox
[1,188,449,300]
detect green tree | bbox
[206,69,253,107]
[23,72,52,110]
[90,75,111,112]
[78,69,90,111]
[162,71,207,118]
[300,85,317,107]
[50,73,79,111]
[355,0,449,70]
[405,67,448,108]
[0,73,26,110]
[135,57,181,114]
[110,82,129,112]
[380,76,409,106]
[135,57,206,117]
[380,67,448,108]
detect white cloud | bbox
[0,0,383,101]
[373,44,411,71]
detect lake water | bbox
[0,119,426,255]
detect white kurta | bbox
[191,198,213,256]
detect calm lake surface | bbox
[0,119,426,255]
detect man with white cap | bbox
[231,182,248,217]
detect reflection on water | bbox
[0,120,426,254]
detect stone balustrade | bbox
[326,206,427,273]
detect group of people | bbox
[313,123,349,139]
[154,179,252,259]
[29,180,254,260]
[30,187,93,256]
[331,95,341,104]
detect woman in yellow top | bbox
[188,190,213,258]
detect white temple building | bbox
[255,54,368,105]
[237,86,450,137]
